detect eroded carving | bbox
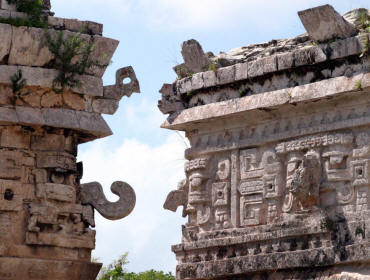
[283,150,321,213]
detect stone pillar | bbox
[0,1,139,279]
[161,5,370,280]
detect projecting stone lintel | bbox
[0,106,112,141]
[162,73,370,131]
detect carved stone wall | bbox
[0,1,139,279]
[161,5,370,280]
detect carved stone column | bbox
[0,2,139,279]
[161,5,370,280]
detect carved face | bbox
[188,172,209,204]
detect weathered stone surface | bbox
[0,5,138,280]
[92,98,119,115]
[298,5,357,42]
[0,23,11,62]
[80,181,136,220]
[235,62,248,81]
[181,39,210,73]
[0,0,15,11]
[0,65,103,96]
[161,7,370,280]
[9,26,54,67]
[85,36,118,77]
[158,83,184,115]
[103,66,140,99]
[217,65,235,85]
[63,91,86,111]
[0,257,101,280]
[343,8,370,30]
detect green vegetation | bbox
[97,253,175,280]
[45,30,107,93]
[9,69,28,105]
[359,10,370,33]
[4,0,47,28]
[355,80,362,91]
[10,69,26,94]
[203,62,217,73]
[360,34,369,58]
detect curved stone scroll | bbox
[80,181,136,220]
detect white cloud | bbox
[53,0,369,32]
[79,132,188,272]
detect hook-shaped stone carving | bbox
[103,66,140,101]
[80,181,136,220]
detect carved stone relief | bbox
[166,130,370,238]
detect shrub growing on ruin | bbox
[45,30,108,93]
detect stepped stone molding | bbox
[160,5,370,280]
[0,1,140,279]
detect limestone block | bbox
[31,134,65,151]
[235,62,248,81]
[181,39,210,73]
[63,91,86,111]
[1,126,30,149]
[85,36,119,77]
[63,18,83,33]
[248,59,264,78]
[75,110,113,137]
[290,73,366,103]
[0,23,11,62]
[0,9,10,18]
[40,91,63,107]
[261,55,278,74]
[15,106,44,125]
[42,108,80,130]
[92,98,119,115]
[298,5,357,42]
[12,107,113,139]
[0,257,102,280]
[47,16,64,29]
[87,21,103,36]
[36,151,76,171]
[277,52,294,70]
[36,183,76,202]
[0,65,103,96]
[9,26,54,67]
[191,72,204,90]
[177,77,192,94]
[0,85,12,105]
[0,0,15,11]
[0,150,22,180]
[203,70,217,88]
[294,46,326,67]
[217,65,236,85]
[329,36,362,60]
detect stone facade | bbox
[0,1,139,280]
[161,5,370,280]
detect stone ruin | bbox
[161,5,370,279]
[0,1,139,279]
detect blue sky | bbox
[53,0,369,273]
